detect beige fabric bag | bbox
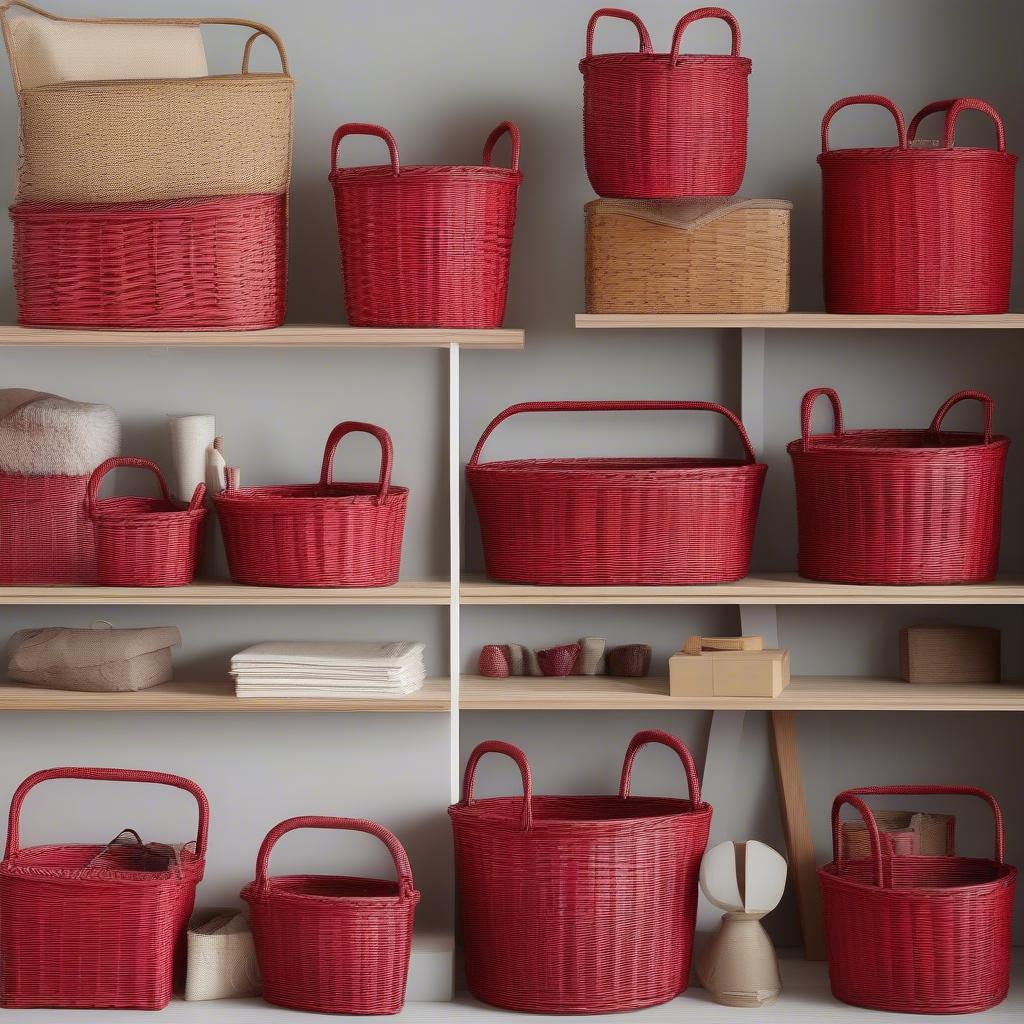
[186,908,261,1001]
[7,623,181,692]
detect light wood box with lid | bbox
[669,636,790,699]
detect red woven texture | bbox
[788,388,1009,584]
[580,7,750,198]
[467,400,766,585]
[0,767,208,1010]
[329,122,521,328]
[819,786,1016,1015]
[88,458,205,587]
[0,473,94,583]
[11,193,287,330]
[215,422,408,587]
[242,816,419,1015]
[450,731,712,1014]
[819,95,1017,314]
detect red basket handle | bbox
[460,740,533,831]
[799,387,845,447]
[585,8,653,58]
[252,815,417,899]
[908,98,1006,152]
[618,730,704,807]
[4,766,209,860]
[482,121,521,172]
[831,786,1005,888]
[468,400,758,469]
[318,422,394,505]
[929,389,995,444]
[331,123,400,176]
[87,456,205,516]
[671,6,741,60]
[821,94,907,154]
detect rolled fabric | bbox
[168,413,216,503]
[575,637,607,675]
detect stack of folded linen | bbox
[231,641,426,699]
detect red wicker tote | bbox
[450,730,712,1014]
[819,95,1016,314]
[215,421,408,587]
[10,193,287,329]
[88,457,205,587]
[788,388,1009,585]
[580,7,750,198]
[0,767,208,1010]
[242,816,419,1016]
[819,786,1016,1015]
[467,400,766,585]
[329,121,521,328]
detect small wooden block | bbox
[900,625,1000,684]
[669,646,790,698]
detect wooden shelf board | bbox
[575,312,1024,330]
[460,674,1024,711]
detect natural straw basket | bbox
[1,1,294,203]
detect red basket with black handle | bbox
[819,786,1016,1015]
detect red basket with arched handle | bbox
[450,730,712,1014]
[580,7,750,197]
[819,786,1016,1015]
[819,95,1016,313]
[788,388,1009,584]
[0,767,208,1010]
[242,816,420,1016]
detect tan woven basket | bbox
[1,1,293,203]
[585,198,792,314]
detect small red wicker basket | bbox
[242,816,419,1016]
[0,767,208,1010]
[819,94,1016,314]
[88,457,205,588]
[580,7,750,198]
[450,730,712,1014]
[467,400,766,585]
[10,193,287,330]
[329,121,521,328]
[215,421,408,587]
[788,388,1009,585]
[819,786,1016,1015]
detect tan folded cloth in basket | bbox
[7,624,181,692]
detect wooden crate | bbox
[900,625,1000,684]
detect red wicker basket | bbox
[215,421,408,587]
[467,400,766,585]
[88,457,205,587]
[329,121,521,328]
[819,786,1016,1015]
[450,730,712,1014]
[242,816,419,1015]
[10,193,287,329]
[820,95,1016,314]
[788,388,1009,585]
[0,767,208,1010]
[580,7,750,198]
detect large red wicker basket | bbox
[788,388,1009,585]
[215,421,408,587]
[580,7,750,198]
[242,816,419,1015]
[819,786,1016,1015]
[0,767,208,1010]
[467,400,766,585]
[820,95,1016,314]
[329,121,521,328]
[10,193,287,329]
[450,730,712,1014]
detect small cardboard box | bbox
[900,624,1000,684]
[669,636,790,699]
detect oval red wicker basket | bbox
[450,730,712,1014]
[819,95,1017,314]
[819,786,1016,1015]
[215,421,408,587]
[329,121,521,328]
[788,388,1009,585]
[580,6,750,198]
[467,400,766,585]
[88,457,205,587]
[0,766,208,1010]
[242,815,419,1015]
[10,193,287,329]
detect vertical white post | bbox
[448,343,461,803]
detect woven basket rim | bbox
[2,843,204,884]
[469,456,766,473]
[10,193,283,219]
[215,483,408,505]
[241,873,419,908]
[819,147,1017,163]
[449,793,712,827]
[580,53,751,71]
[818,858,1016,895]
[25,73,294,94]
[787,430,1010,455]
[330,165,522,184]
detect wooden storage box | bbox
[585,198,792,314]
[900,625,1000,684]
[669,636,790,699]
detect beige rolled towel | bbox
[576,637,607,675]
